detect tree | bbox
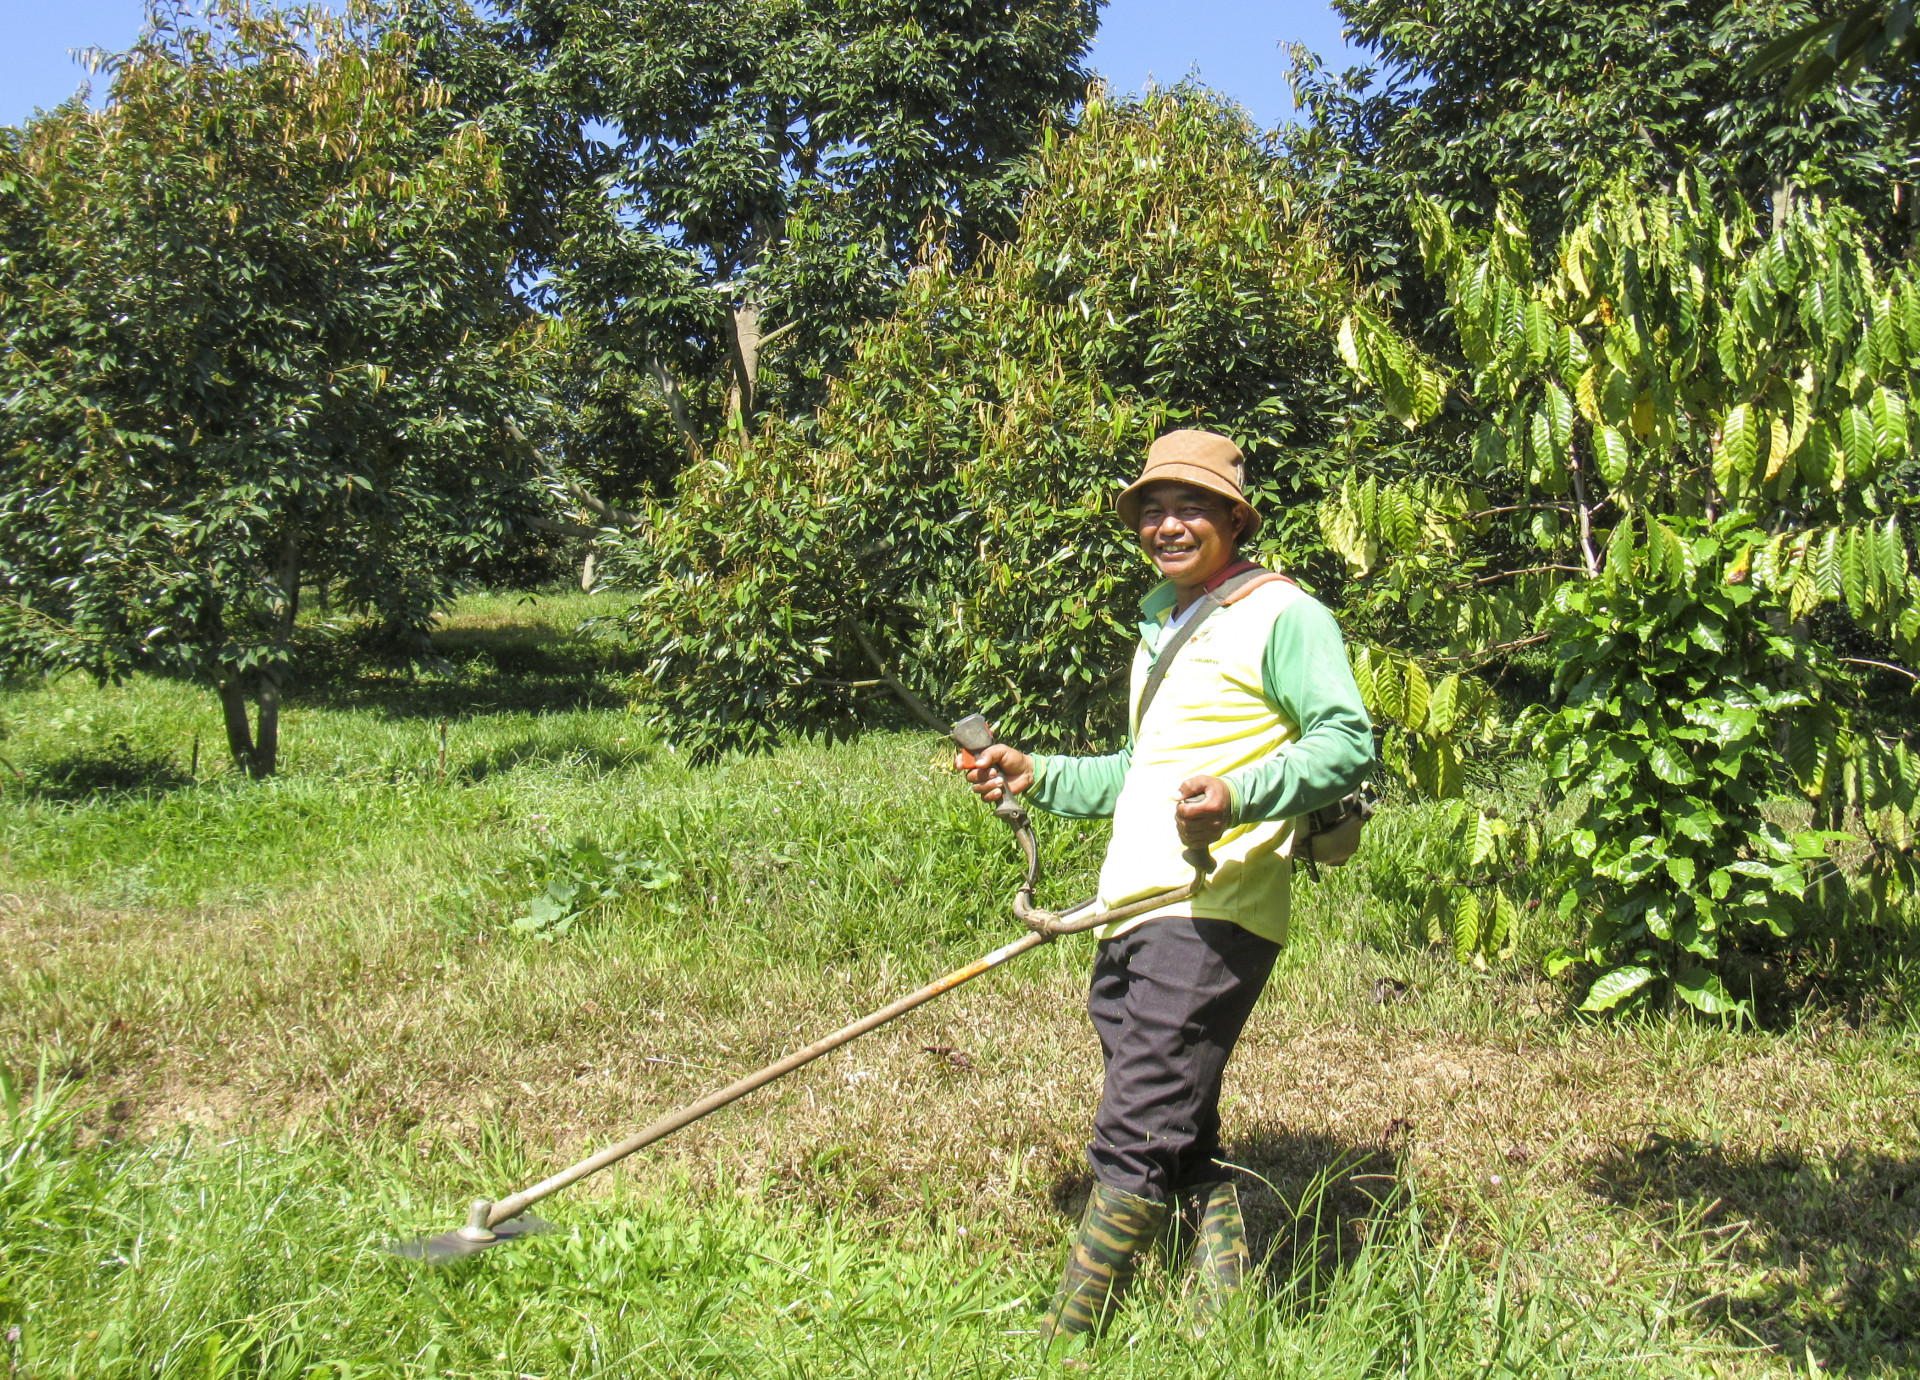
[1286,0,1913,309]
[605,90,1358,760]
[0,1,540,776]
[1748,0,1920,139]
[510,0,1099,501]
[1326,176,1920,1012]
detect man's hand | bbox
[1175,775,1233,847]
[955,742,1034,802]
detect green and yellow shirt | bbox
[1026,575,1373,944]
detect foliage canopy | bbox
[611,91,1360,759]
[1290,0,1916,312]
[0,0,537,775]
[1330,177,1920,1011]
[456,0,1102,513]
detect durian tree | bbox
[606,90,1359,760]
[0,1,537,776]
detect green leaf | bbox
[1674,810,1717,841]
[1714,404,1756,496]
[1469,809,1506,865]
[1674,966,1740,1016]
[1815,527,1843,599]
[1452,889,1481,962]
[1647,739,1699,784]
[1580,964,1655,1011]
[1426,674,1461,736]
[1403,660,1432,730]
[1869,385,1908,463]
[1490,888,1519,955]
[1544,381,1575,452]
[1336,314,1363,376]
[1596,426,1631,485]
[1666,855,1696,889]
[1605,511,1636,578]
[1800,419,1837,491]
[1524,300,1553,365]
[1842,526,1867,613]
[1373,650,1405,721]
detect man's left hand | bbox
[1175,775,1233,847]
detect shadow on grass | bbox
[1590,1133,1920,1373]
[21,743,196,802]
[287,616,645,722]
[458,736,656,782]
[1233,1124,1411,1288]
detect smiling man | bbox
[957,429,1373,1339]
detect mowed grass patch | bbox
[2,1068,1728,1380]
[0,589,1915,1375]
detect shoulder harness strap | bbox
[1133,567,1291,734]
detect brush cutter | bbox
[389,714,1212,1261]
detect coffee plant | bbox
[1330,175,1920,1013]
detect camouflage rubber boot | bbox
[1184,1180,1251,1324]
[1039,1181,1171,1340]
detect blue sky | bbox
[0,0,1369,132]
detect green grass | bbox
[1,1066,1731,1380]
[0,588,1916,1378]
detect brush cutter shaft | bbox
[484,929,1049,1229]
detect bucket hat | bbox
[1115,429,1261,538]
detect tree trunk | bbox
[217,529,301,778]
[721,197,783,431]
[649,357,703,462]
[726,298,764,427]
[1771,174,1795,236]
[217,676,260,776]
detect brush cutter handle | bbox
[481,928,1047,1230]
[948,712,1214,938]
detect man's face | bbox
[1135,481,1245,586]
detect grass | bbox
[0,587,1916,1378]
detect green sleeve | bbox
[1025,746,1131,819]
[1221,598,1374,824]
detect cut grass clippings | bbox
[1,588,1916,1378]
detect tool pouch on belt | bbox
[1303,782,1377,867]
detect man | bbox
[956,429,1373,1338]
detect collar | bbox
[1136,558,1259,642]
[1202,558,1261,593]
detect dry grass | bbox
[6,880,1915,1371]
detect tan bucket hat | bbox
[1115,429,1262,538]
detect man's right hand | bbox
[954,742,1034,802]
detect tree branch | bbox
[1839,656,1920,685]
[1460,503,1576,521]
[1568,447,1600,578]
[848,618,949,733]
[1472,564,1587,585]
[1435,633,1553,665]
[757,318,800,352]
[503,416,645,529]
[564,479,642,528]
[648,358,704,461]
[529,515,603,540]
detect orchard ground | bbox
[0,590,1915,1379]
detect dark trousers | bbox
[1086,915,1280,1202]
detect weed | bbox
[507,832,680,937]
